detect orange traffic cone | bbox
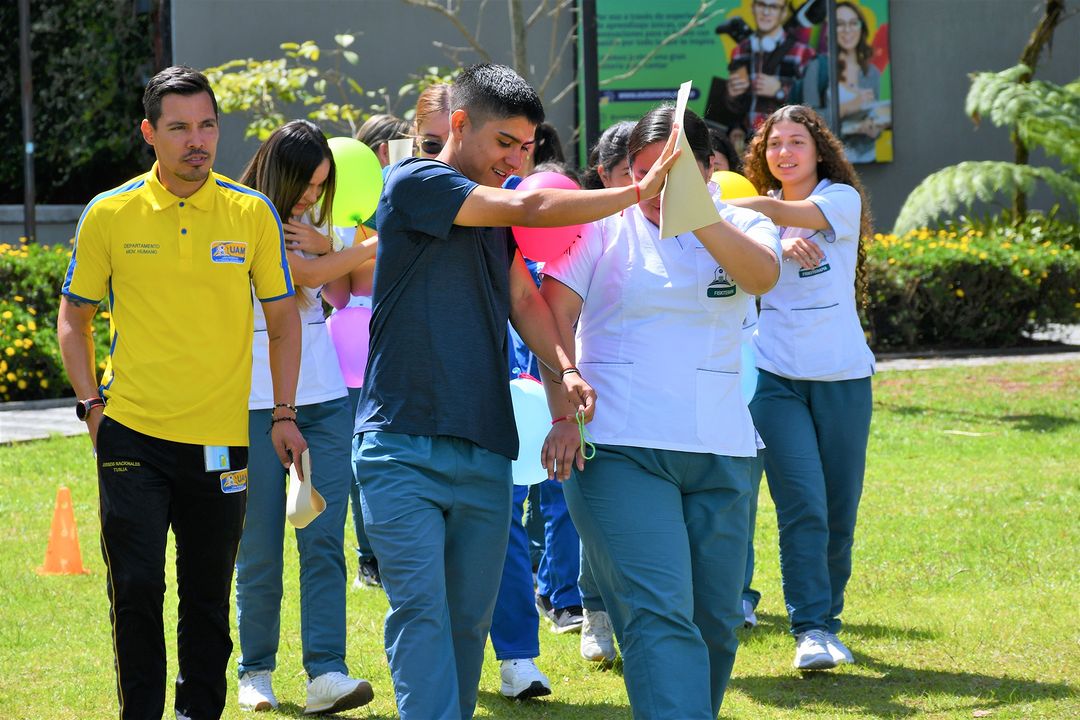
[36,486,89,575]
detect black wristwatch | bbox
[75,397,106,421]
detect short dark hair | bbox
[450,64,544,127]
[143,65,219,127]
[628,105,711,169]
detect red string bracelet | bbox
[635,183,641,204]
[551,417,567,425]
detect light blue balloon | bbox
[509,377,551,486]
[740,341,758,404]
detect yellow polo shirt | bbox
[62,164,293,446]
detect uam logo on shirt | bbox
[220,468,248,494]
[210,241,247,264]
[707,266,737,298]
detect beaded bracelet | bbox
[274,402,298,414]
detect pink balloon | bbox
[511,172,585,262]
[326,306,372,388]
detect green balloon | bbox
[327,137,383,226]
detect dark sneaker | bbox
[549,605,584,634]
[353,557,381,589]
[534,593,554,622]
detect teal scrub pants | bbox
[749,370,872,636]
[353,431,512,720]
[741,453,764,609]
[564,444,752,720]
[236,398,352,679]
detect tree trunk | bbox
[1012,0,1066,222]
[509,0,527,77]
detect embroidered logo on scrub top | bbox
[798,257,831,278]
[707,266,737,298]
[210,241,247,264]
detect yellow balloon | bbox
[712,170,758,200]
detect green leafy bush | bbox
[0,240,110,401]
[866,214,1080,350]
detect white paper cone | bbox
[287,450,326,528]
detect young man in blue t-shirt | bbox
[352,63,678,720]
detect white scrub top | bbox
[753,179,876,381]
[543,201,780,457]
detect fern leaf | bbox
[894,162,1080,234]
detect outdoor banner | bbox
[580,0,892,164]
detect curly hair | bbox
[742,104,873,308]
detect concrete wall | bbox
[171,0,1079,232]
[171,0,577,181]
[861,0,1079,231]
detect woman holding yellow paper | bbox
[233,120,377,714]
[539,106,780,718]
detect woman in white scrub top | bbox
[539,105,780,719]
[727,104,874,672]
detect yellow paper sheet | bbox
[659,81,721,239]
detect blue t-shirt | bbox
[354,157,520,459]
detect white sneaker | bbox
[499,658,552,700]
[824,631,854,664]
[742,599,758,629]
[304,671,374,715]
[238,670,277,711]
[580,609,617,662]
[793,629,838,671]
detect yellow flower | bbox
[40,379,48,389]
[16,324,25,333]
[23,339,32,349]
[887,258,896,265]
[13,295,23,302]
[11,339,21,349]
[1022,268,1031,276]
[5,372,14,382]
[979,252,988,260]
[955,289,965,298]
[98,361,107,369]
[0,385,6,393]
[0,360,6,372]
[26,320,35,331]
[27,307,36,316]
[1,311,11,319]
[17,379,26,390]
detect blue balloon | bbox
[509,377,551,486]
[740,341,758,403]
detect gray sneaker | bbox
[238,670,277,711]
[580,609,616,662]
[824,631,854,664]
[304,671,374,715]
[793,629,838,671]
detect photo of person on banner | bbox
[721,0,817,133]
[800,1,892,163]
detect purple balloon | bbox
[511,172,585,262]
[327,306,372,388]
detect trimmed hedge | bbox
[2,214,1078,401]
[866,215,1080,350]
[0,241,110,402]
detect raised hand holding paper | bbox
[287,449,326,529]
[659,81,721,239]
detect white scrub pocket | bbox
[694,367,741,448]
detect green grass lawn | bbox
[0,360,1077,719]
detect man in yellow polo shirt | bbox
[57,66,306,720]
